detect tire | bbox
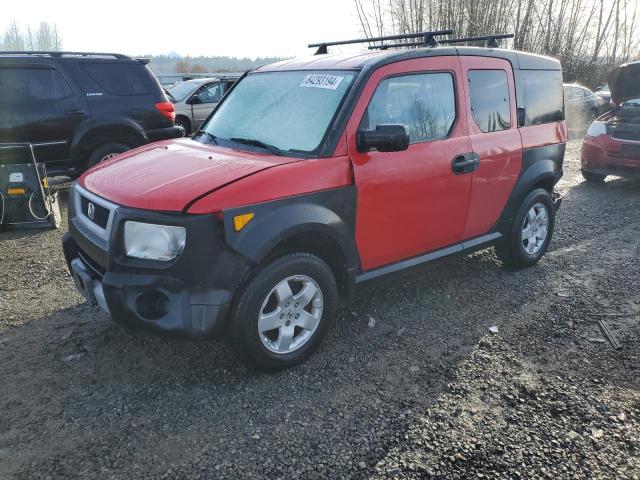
[496,188,555,269]
[86,143,131,169]
[581,170,607,183]
[175,116,191,136]
[230,253,338,372]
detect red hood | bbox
[80,139,298,212]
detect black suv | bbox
[0,51,182,176]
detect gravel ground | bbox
[1,139,639,479]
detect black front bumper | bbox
[63,185,251,339]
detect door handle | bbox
[65,109,87,116]
[452,152,480,175]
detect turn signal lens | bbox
[233,213,254,232]
[155,101,176,122]
[7,188,26,195]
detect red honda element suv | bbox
[63,32,567,370]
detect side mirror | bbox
[188,95,201,105]
[357,124,409,153]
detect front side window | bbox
[0,67,72,102]
[360,72,456,143]
[203,70,355,154]
[195,82,222,103]
[468,70,511,133]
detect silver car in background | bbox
[167,76,240,135]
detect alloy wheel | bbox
[257,275,323,354]
[521,202,549,255]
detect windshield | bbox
[168,81,199,102]
[202,70,356,154]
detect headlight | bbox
[124,221,186,261]
[586,120,607,137]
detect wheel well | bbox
[176,115,191,130]
[532,176,554,193]
[261,232,351,299]
[75,125,143,162]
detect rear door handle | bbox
[452,152,480,175]
[65,109,87,116]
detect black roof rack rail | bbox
[309,30,453,55]
[0,51,131,59]
[369,33,514,50]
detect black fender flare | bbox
[70,119,147,162]
[221,187,359,269]
[494,143,565,234]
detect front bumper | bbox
[582,135,640,177]
[62,184,251,339]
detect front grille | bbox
[80,194,110,229]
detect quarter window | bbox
[81,62,158,96]
[360,72,456,143]
[468,70,511,132]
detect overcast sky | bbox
[2,0,364,58]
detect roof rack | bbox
[0,51,131,59]
[369,33,514,50]
[308,30,454,55]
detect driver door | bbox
[190,81,223,129]
[346,57,473,270]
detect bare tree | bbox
[353,0,640,86]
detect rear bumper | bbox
[144,126,184,143]
[62,184,251,339]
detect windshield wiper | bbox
[196,130,218,145]
[230,137,283,156]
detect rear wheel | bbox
[175,116,191,136]
[86,143,131,169]
[581,170,607,183]
[230,253,338,371]
[496,188,555,269]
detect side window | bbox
[0,67,73,102]
[468,70,511,133]
[197,82,223,103]
[81,62,158,96]
[360,72,456,143]
[520,70,564,126]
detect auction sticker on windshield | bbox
[299,74,344,90]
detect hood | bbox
[80,139,298,212]
[607,61,640,105]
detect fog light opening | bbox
[136,291,170,321]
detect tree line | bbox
[1,21,62,51]
[354,0,640,86]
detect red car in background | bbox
[581,61,640,182]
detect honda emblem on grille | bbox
[87,202,95,220]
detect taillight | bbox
[155,101,176,122]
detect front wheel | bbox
[230,253,338,371]
[496,188,555,269]
[581,170,607,183]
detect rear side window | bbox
[520,70,564,126]
[361,72,456,143]
[80,62,158,96]
[0,67,73,102]
[468,70,511,133]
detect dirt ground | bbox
[1,139,639,479]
